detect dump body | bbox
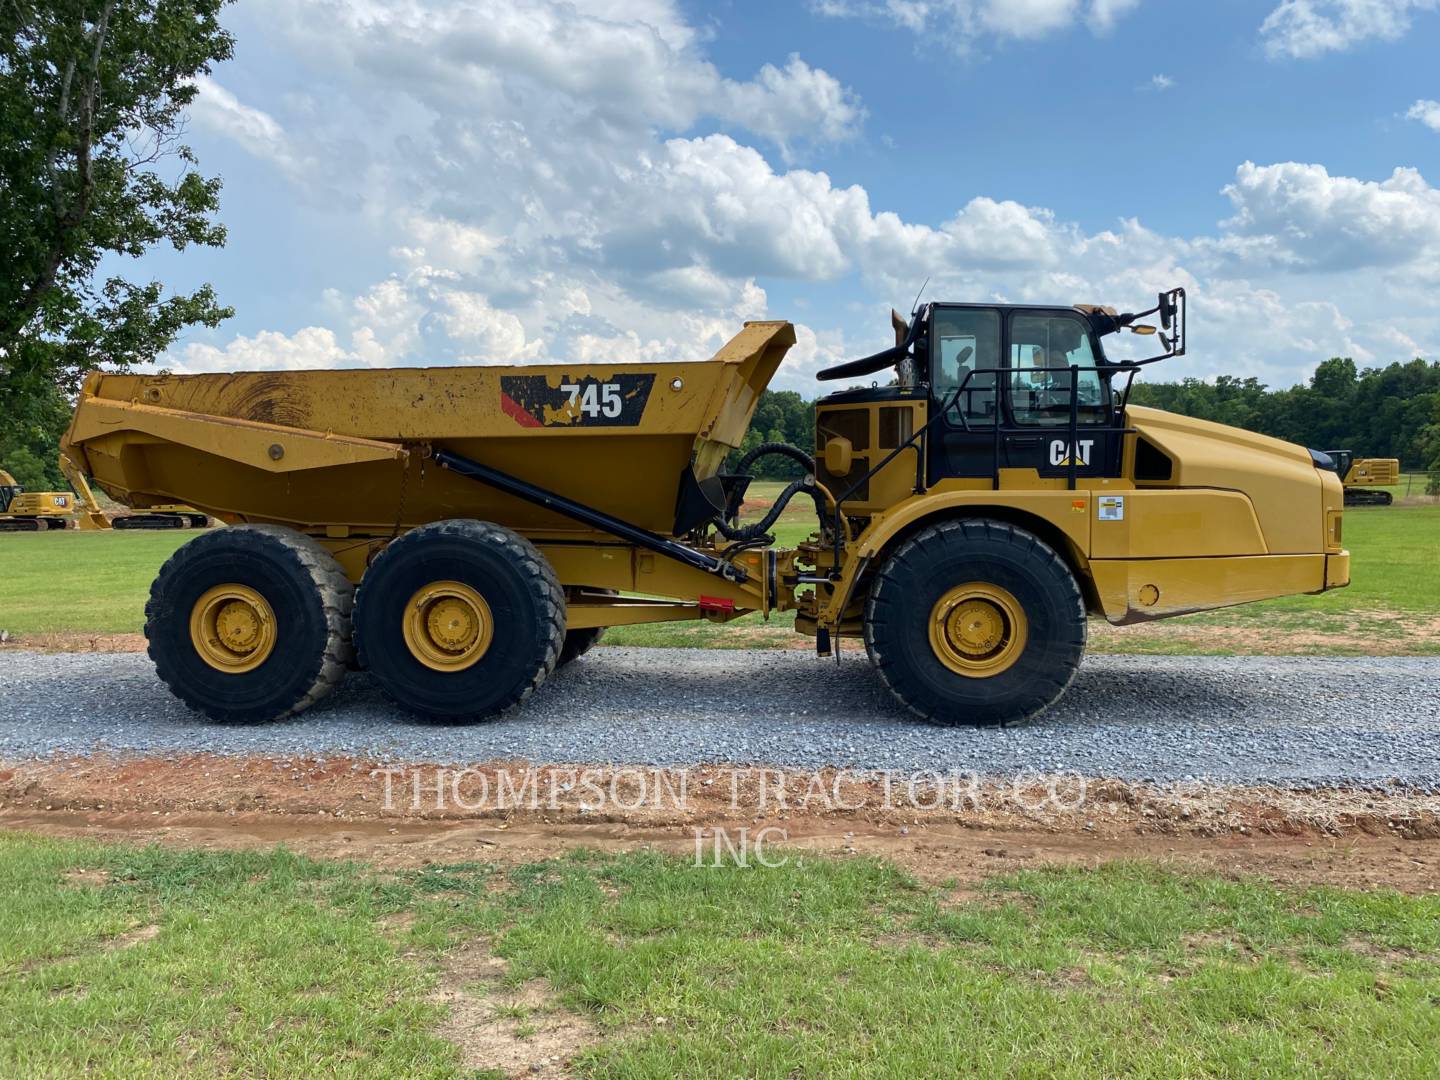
[63,322,793,536]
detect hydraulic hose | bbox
[715,475,829,542]
[733,441,816,479]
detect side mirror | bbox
[823,436,853,478]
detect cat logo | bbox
[1049,439,1094,467]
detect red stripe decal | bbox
[501,392,543,428]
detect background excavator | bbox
[1321,451,1401,506]
[0,467,80,531]
[0,459,210,531]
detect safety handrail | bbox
[822,362,1141,574]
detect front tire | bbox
[353,519,565,722]
[145,525,354,722]
[864,519,1085,726]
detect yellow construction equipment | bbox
[55,453,210,529]
[1321,451,1401,506]
[0,460,205,532]
[61,287,1350,726]
[0,468,76,531]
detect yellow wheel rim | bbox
[403,580,493,672]
[189,584,277,673]
[928,582,1027,678]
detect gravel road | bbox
[1,648,1437,787]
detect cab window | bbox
[1008,314,1108,426]
[932,308,1001,426]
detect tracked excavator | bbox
[0,468,77,531]
[1320,451,1401,507]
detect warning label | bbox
[1097,495,1125,521]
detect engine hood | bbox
[1125,405,1325,555]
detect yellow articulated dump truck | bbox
[60,287,1349,727]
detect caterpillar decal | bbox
[500,373,656,428]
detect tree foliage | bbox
[0,0,235,428]
[730,390,817,478]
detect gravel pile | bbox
[1,648,1437,788]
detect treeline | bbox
[0,386,70,491]
[1127,357,1440,471]
[729,390,817,478]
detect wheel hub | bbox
[404,581,493,671]
[929,583,1027,678]
[190,585,277,673]
[948,599,1005,655]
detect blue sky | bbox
[148,0,1440,393]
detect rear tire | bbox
[559,627,604,665]
[864,518,1085,727]
[558,589,618,666]
[353,519,565,722]
[145,525,354,722]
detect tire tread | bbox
[863,518,1086,727]
[145,525,354,723]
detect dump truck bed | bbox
[63,322,794,535]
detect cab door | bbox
[925,305,1004,482]
[1002,311,1120,481]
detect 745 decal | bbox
[500,373,655,428]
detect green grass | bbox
[0,529,192,635]
[1371,471,1433,501]
[1,505,1435,654]
[2,834,1438,1078]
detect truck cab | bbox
[814,298,1152,497]
[807,289,1349,636]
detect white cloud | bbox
[1148,73,1175,91]
[439,291,542,362]
[812,0,1145,42]
[720,56,865,161]
[171,269,541,372]
[1216,161,1440,272]
[170,0,1438,393]
[1260,0,1437,59]
[172,326,351,373]
[264,0,861,152]
[1409,99,1440,133]
[189,78,303,177]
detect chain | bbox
[390,448,412,539]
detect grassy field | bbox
[2,833,1438,1077]
[1374,471,1436,503]
[0,528,193,636]
[1,500,1435,655]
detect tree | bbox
[1132,357,1440,467]
[0,0,235,426]
[729,390,817,479]
[0,382,70,489]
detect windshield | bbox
[1008,313,1109,426]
